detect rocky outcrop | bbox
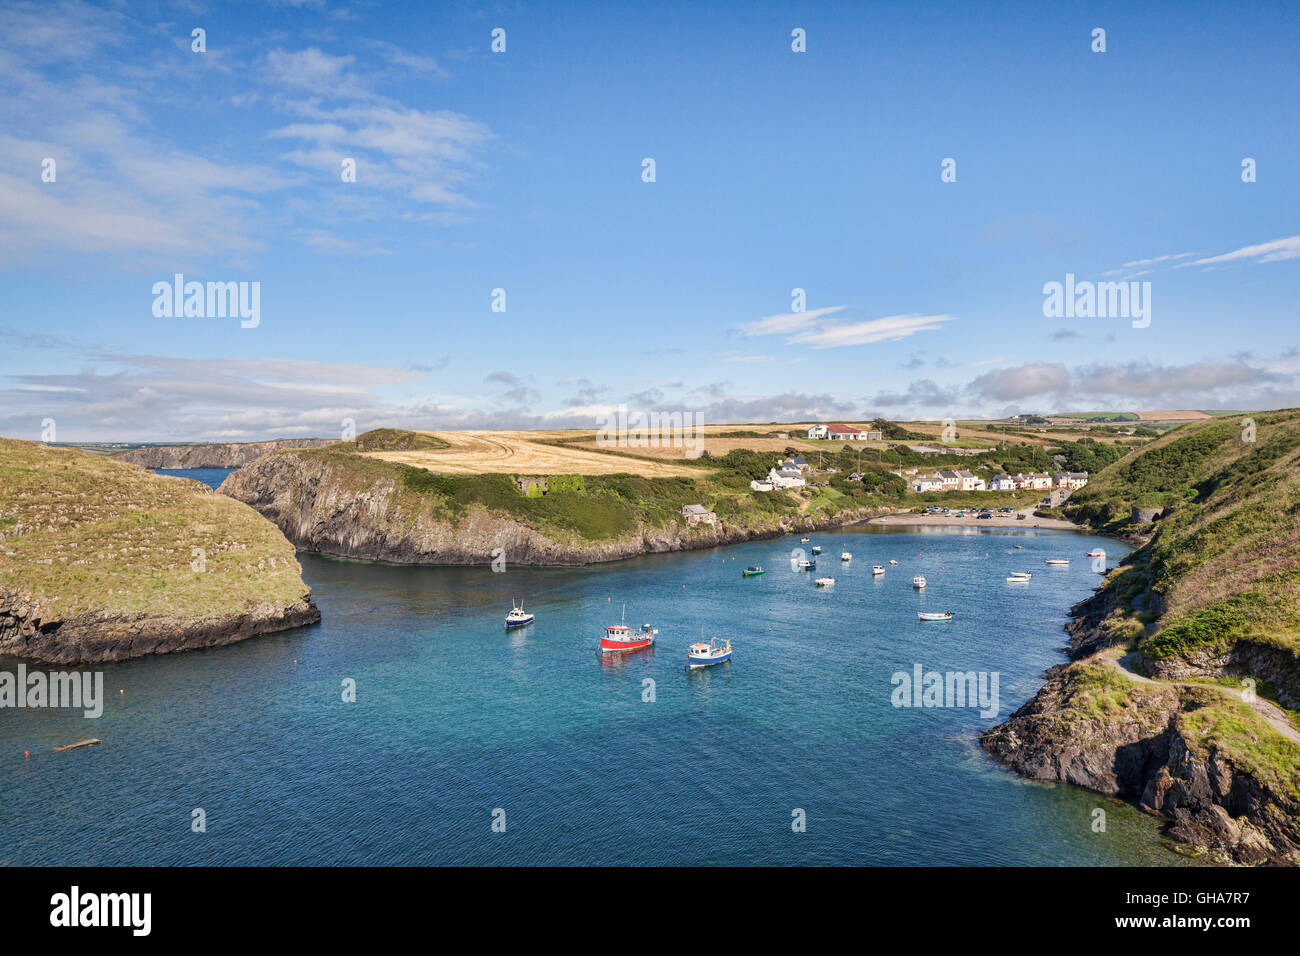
[220,450,893,566]
[114,438,335,469]
[982,665,1300,865]
[0,588,320,664]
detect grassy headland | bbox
[0,438,318,662]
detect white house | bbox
[807,425,829,439]
[1013,472,1053,491]
[936,469,961,490]
[750,478,775,492]
[989,474,1017,491]
[681,504,716,526]
[824,423,883,441]
[913,474,944,492]
[768,467,806,490]
[956,469,985,491]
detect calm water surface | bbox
[1,517,1192,865]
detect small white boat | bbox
[841,552,852,561]
[872,565,886,576]
[505,601,535,629]
[798,559,816,571]
[1086,550,1105,557]
[815,576,835,587]
[800,537,810,543]
[912,575,926,589]
[687,635,732,669]
[918,611,953,621]
[1006,576,1030,584]
[1009,571,1032,579]
[1045,559,1070,566]
[811,545,822,555]
[889,560,898,565]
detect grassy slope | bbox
[1056,409,1300,786]
[0,438,310,619]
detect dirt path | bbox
[1108,652,1300,745]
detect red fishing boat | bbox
[600,606,657,654]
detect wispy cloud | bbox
[1176,236,1300,269]
[789,314,954,349]
[736,306,844,337]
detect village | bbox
[747,423,1089,495]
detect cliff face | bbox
[220,449,890,566]
[113,438,335,469]
[0,589,319,664]
[982,662,1300,865]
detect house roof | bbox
[826,423,863,433]
[682,504,711,515]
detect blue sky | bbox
[1,0,1298,441]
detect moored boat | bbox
[1006,576,1029,584]
[815,576,835,587]
[505,601,535,629]
[912,575,926,589]
[811,545,822,555]
[600,606,657,654]
[1045,559,1070,566]
[889,560,898,565]
[742,565,765,577]
[800,537,810,543]
[841,551,852,561]
[1009,571,1032,579]
[918,611,953,621]
[799,559,816,571]
[1086,550,1105,557]
[872,565,886,575]
[687,636,732,669]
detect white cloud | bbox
[789,314,954,349]
[1176,236,1300,269]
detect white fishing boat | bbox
[841,551,852,562]
[800,537,810,543]
[889,560,898,565]
[504,601,535,629]
[918,611,953,621]
[872,564,886,575]
[1045,559,1070,566]
[1006,576,1030,584]
[815,576,835,587]
[687,634,732,669]
[1009,571,1032,579]
[912,575,926,589]
[811,545,822,555]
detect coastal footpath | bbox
[112,437,335,469]
[0,439,320,663]
[219,432,902,566]
[982,410,1300,865]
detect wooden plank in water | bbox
[53,738,101,752]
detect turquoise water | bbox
[154,467,236,489]
[1,522,1192,865]
[0,522,1190,868]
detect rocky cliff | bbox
[219,445,893,566]
[113,438,335,469]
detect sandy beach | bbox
[865,508,1080,531]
